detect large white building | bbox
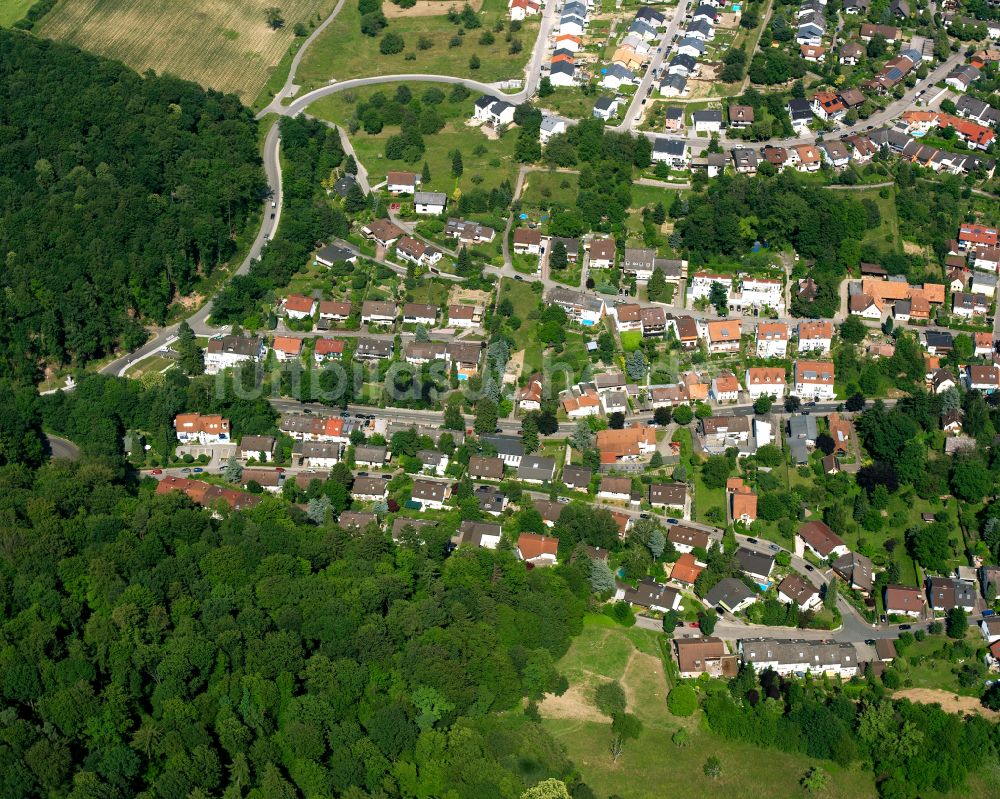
[204,336,264,375]
[738,638,860,678]
[730,277,785,314]
[794,360,835,401]
[687,272,733,301]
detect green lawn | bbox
[620,331,642,352]
[630,182,684,210]
[541,618,877,799]
[538,87,595,120]
[295,2,536,89]
[498,277,542,350]
[694,470,725,524]
[520,170,579,209]
[0,0,35,26]
[855,186,900,249]
[891,630,992,697]
[407,280,451,307]
[310,88,519,195]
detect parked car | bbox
[804,564,814,572]
[688,622,700,628]
[515,275,524,281]
[864,639,876,645]
[151,469,162,475]
[746,537,759,545]
[557,497,570,504]
[899,624,912,630]
[274,467,285,473]
[666,518,679,524]
[984,610,996,617]
[181,467,191,473]
[193,467,203,473]
[768,544,780,552]
[640,512,651,519]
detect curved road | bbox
[46,434,81,460]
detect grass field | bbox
[541,617,877,799]
[0,0,35,26]
[520,170,579,208]
[856,186,901,249]
[37,0,331,102]
[295,0,534,89]
[310,87,519,195]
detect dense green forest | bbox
[0,31,264,381]
[0,417,590,798]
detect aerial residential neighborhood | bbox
[5,0,1000,796]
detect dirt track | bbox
[894,688,999,719]
[384,0,482,17]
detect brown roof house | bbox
[727,478,757,524]
[468,455,505,481]
[517,533,559,566]
[833,551,874,596]
[796,520,849,560]
[674,637,738,679]
[778,574,822,610]
[648,482,689,515]
[884,584,925,617]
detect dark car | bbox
[864,639,876,646]
[768,544,780,552]
[899,624,912,630]
[193,467,203,473]
[746,537,759,545]
[640,513,651,519]
[340,412,350,418]
[804,564,814,572]
[514,275,524,281]
[666,518,679,524]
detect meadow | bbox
[0,0,35,26]
[295,0,535,89]
[540,616,877,799]
[36,0,331,102]
[310,85,519,195]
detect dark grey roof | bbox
[484,435,525,457]
[787,98,813,120]
[654,137,687,156]
[692,109,722,123]
[316,244,355,263]
[735,548,775,580]
[333,174,357,196]
[704,577,756,610]
[670,53,696,71]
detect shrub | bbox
[667,684,698,716]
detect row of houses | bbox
[547,0,592,87]
[848,275,947,320]
[658,4,714,97]
[281,297,484,329]
[900,110,995,151]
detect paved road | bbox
[614,0,692,133]
[260,0,351,115]
[47,435,81,460]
